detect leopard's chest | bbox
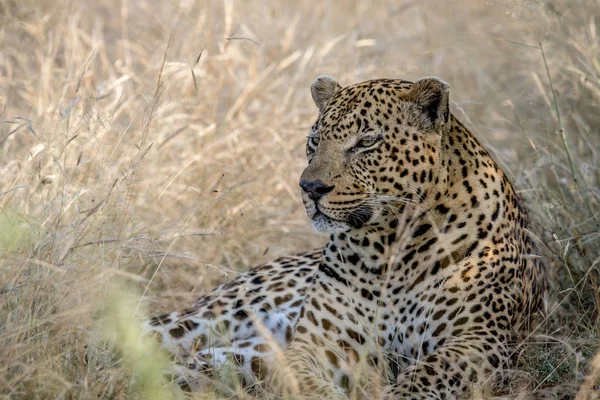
[350,249,464,359]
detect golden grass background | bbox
[0,0,599,398]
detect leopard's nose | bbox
[299,179,334,201]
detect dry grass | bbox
[0,0,598,398]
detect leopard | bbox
[143,75,546,399]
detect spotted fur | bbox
[144,76,546,399]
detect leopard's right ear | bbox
[407,76,450,132]
[311,75,342,112]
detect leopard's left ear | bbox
[311,75,342,113]
[408,77,450,132]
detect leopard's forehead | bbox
[313,79,414,139]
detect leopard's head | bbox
[300,76,451,233]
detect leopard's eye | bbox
[309,136,320,147]
[357,137,378,148]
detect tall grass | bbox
[0,0,598,398]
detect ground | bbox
[0,0,598,399]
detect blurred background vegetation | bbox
[0,0,598,398]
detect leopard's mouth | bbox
[345,206,373,229]
[311,211,352,233]
[310,205,373,233]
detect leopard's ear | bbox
[408,77,450,131]
[311,75,342,112]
